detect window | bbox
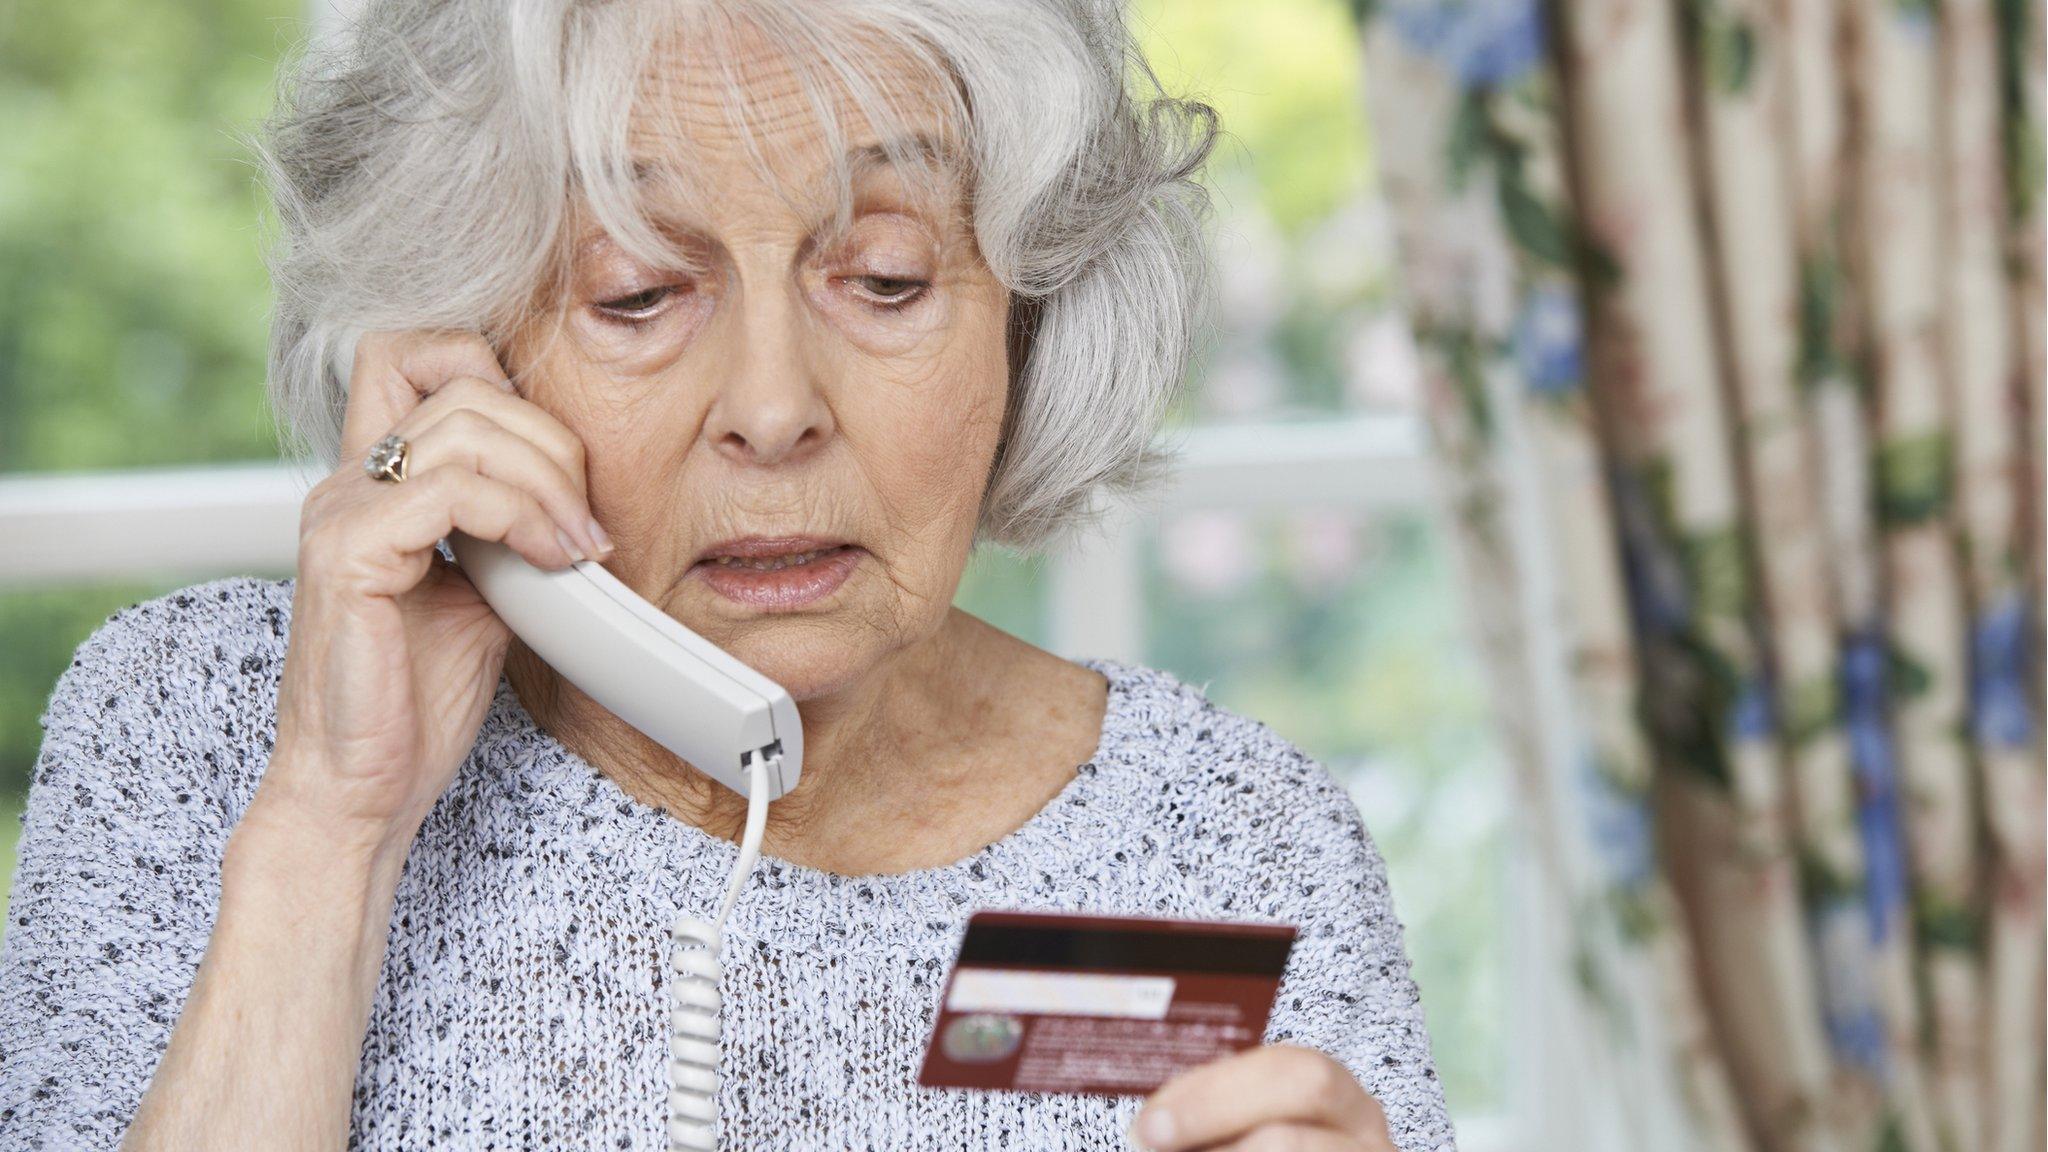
[0,0,307,908]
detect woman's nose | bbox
[700,275,835,467]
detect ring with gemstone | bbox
[364,432,411,483]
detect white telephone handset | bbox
[443,531,802,799]
[444,530,791,1152]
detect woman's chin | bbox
[662,601,875,698]
[728,643,870,702]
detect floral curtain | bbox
[1348,0,2046,1146]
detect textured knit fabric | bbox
[0,574,1456,1151]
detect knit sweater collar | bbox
[462,654,1164,956]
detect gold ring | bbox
[364,433,410,483]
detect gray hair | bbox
[245,0,1220,554]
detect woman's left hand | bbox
[1126,1042,1398,1151]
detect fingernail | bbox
[587,518,615,555]
[1133,1108,1174,1149]
[555,527,587,563]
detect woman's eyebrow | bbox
[836,131,965,188]
[572,132,963,250]
[628,130,964,207]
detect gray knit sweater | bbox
[0,575,1455,1151]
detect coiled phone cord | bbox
[665,753,775,1152]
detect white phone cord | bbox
[666,753,774,1152]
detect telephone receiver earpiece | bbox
[444,530,803,801]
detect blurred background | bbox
[1,0,2040,1150]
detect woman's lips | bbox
[689,544,864,610]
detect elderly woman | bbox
[0,1,1453,1150]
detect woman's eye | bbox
[593,285,675,323]
[849,275,929,308]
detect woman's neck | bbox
[503,606,1001,867]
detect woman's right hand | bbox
[118,331,606,1152]
[255,329,613,863]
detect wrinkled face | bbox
[503,23,1011,700]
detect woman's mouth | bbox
[690,544,863,610]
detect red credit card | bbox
[917,909,1297,1096]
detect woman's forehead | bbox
[565,10,974,259]
[627,17,962,181]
